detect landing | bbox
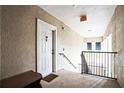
[41,70,120,88]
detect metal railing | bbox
[81,51,117,79]
[59,53,77,69]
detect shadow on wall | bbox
[81,52,89,74]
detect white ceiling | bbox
[39,5,116,37]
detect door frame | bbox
[35,18,57,73]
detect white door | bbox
[37,19,52,77]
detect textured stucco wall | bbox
[1,6,36,79]
[1,5,84,79]
[59,26,83,70]
[104,5,124,87]
[115,6,124,87]
[83,37,103,43]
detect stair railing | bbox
[59,53,77,69]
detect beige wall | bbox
[83,37,103,43]
[103,5,124,87]
[1,5,83,79]
[1,6,36,79]
[59,26,83,70]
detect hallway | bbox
[41,70,120,88]
[1,5,124,88]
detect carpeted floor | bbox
[40,70,120,88]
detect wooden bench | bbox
[0,70,42,88]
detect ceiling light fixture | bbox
[80,15,87,22]
[88,30,92,32]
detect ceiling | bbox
[39,5,116,37]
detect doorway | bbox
[37,19,57,77]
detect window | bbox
[87,42,92,50]
[95,42,101,50]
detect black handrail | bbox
[82,51,117,54]
[79,64,106,68]
[59,53,77,69]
